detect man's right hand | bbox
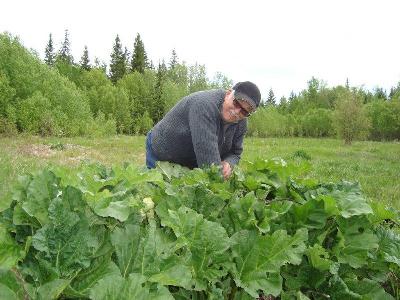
[221,161,232,180]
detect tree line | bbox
[0,30,399,143]
[250,78,400,143]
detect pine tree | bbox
[148,60,155,70]
[80,46,91,71]
[345,78,350,89]
[289,91,296,101]
[151,61,167,123]
[44,33,55,66]
[109,35,126,84]
[58,29,73,64]
[169,49,178,69]
[124,47,130,67]
[130,33,148,73]
[266,88,276,106]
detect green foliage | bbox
[0,33,92,136]
[248,107,290,137]
[1,159,398,299]
[365,99,400,140]
[301,108,334,137]
[109,35,127,84]
[80,45,91,71]
[44,33,55,66]
[188,63,208,93]
[16,91,59,135]
[86,111,117,137]
[57,29,74,64]
[151,62,167,124]
[333,89,370,144]
[265,88,276,106]
[130,33,148,74]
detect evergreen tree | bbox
[109,35,126,84]
[130,33,148,73]
[123,47,130,67]
[58,29,73,64]
[289,91,296,101]
[44,33,55,66]
[266,88,276,106]
[345,78,350,89]
[151,61,167,123]
[148,60,155,70]
[169,49,178,69]
[93,57,107,74]
[374,87,387,100]
[80,45,91,71]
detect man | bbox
[146,81,261,179]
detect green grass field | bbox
[0,135,399,210]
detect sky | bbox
[1,0,400,101]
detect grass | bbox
[0,135,399,210]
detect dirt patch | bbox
[19,143,88,159]
[19,144,56,158]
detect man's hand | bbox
[221,161,232,180]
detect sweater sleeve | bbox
[222,120,247,167]
[188,100,222,168]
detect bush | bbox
[248,107,289,137]
[0,117,17,136]
[86,111,117,137]
[133,111,153,135]
[333,89,370,144]
[365,99,400,140]
[301,108,334,137]
[0,33,92,136]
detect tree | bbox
[188,63,208,93]
[266,88,276,106]
[124,47,130,67]
[345,78,350,90]
[130,33,148,74]
[333,89,370,145]
[44,33,55,66]
[151,61,167,124]
[57,29,73,64]
[80,46,91,71]
[169,49,178,69]
[374,87,387,101]
[109,35,126,84]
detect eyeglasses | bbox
[233,98,253,117]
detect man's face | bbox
[221,90,254,123]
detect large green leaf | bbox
[111,221,192,288]
[306,244,333,271]
[160,206,231,290]
[376,226,400,266]
[345,278,394,300]
[221,192,258,235]
[37,278,70,300]
[31,197,101,277]
[334,216,379,268]
[155,184,226,222]
[0,269,33,300]
[21,170,60,225]
[0,225,24,269]
[89,273,148,300]
[67,255,120,297]
[231,228,307,297]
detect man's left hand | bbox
[221,161,232,180]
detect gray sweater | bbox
[150,89,247,169]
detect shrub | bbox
[301,108,334,137]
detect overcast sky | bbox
[1,0,400,100]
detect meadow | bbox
[0,135,399,210]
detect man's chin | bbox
[221,111,239,123]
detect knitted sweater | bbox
[150,89,247,169]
